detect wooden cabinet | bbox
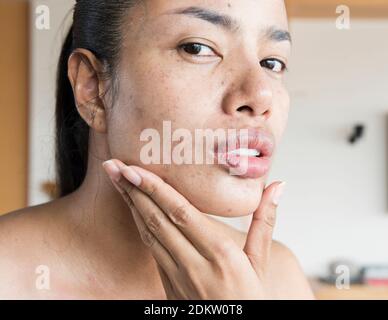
[0,1,29,215]
[311,279,388,300]
[286,0,388,18]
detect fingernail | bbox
[102,160,121,182]
[120,166,142,187]
[272,182,286,206]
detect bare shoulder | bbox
[265,240,315,299]
[223,225,315,300]
[0,205,42,258]
[0,203,52,251]
[0,203,58,298]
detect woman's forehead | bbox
[126,0,289,41]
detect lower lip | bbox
[214,152,271,179]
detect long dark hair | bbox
[55,0,138,197]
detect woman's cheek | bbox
[272,85,290,141]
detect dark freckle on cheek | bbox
[133,104,144,118]
[228,3,231,8]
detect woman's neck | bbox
[53,141,165,297]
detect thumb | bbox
[243,181,286,277]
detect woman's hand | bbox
[102,159,285,300]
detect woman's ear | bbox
[67,48,108,134]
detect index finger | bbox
[113,160,237,261]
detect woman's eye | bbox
[260,59,287,73]
[178,43,216,57]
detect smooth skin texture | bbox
[0,0,314,299]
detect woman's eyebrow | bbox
[163,6,239,32]
[163,6,291,44]
[265,26,292,43]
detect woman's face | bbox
[107,0,291,217]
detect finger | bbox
[126,186,178,274]
[156,263,178,300]
[119,175,204,267]
[104,160,203,267]
[243,181,286,276]
[103,161,178,273]
[112,159,237,261]
[116,178,177,273]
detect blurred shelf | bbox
[311,280,388,300]
[286,0,388,18]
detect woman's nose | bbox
[221,67,273,120]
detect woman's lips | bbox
[222,153,272,178]
[213,128,275,179]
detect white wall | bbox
[270,19,388,276]
[28,0,74,205]
[28,1,388,276]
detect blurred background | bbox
[1,0,388,299]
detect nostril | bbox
[236,105,271,119]
[263,109,272,119]
[236,105,253,113]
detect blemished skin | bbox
[107,0,291,217]
[0,0,315,299]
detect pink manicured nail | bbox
[120,166,142,187]
[102,160,121,182]
[272,182,286,206]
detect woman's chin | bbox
[196,195,262,218]
[147,164,266,217]
[182,178,265,218]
